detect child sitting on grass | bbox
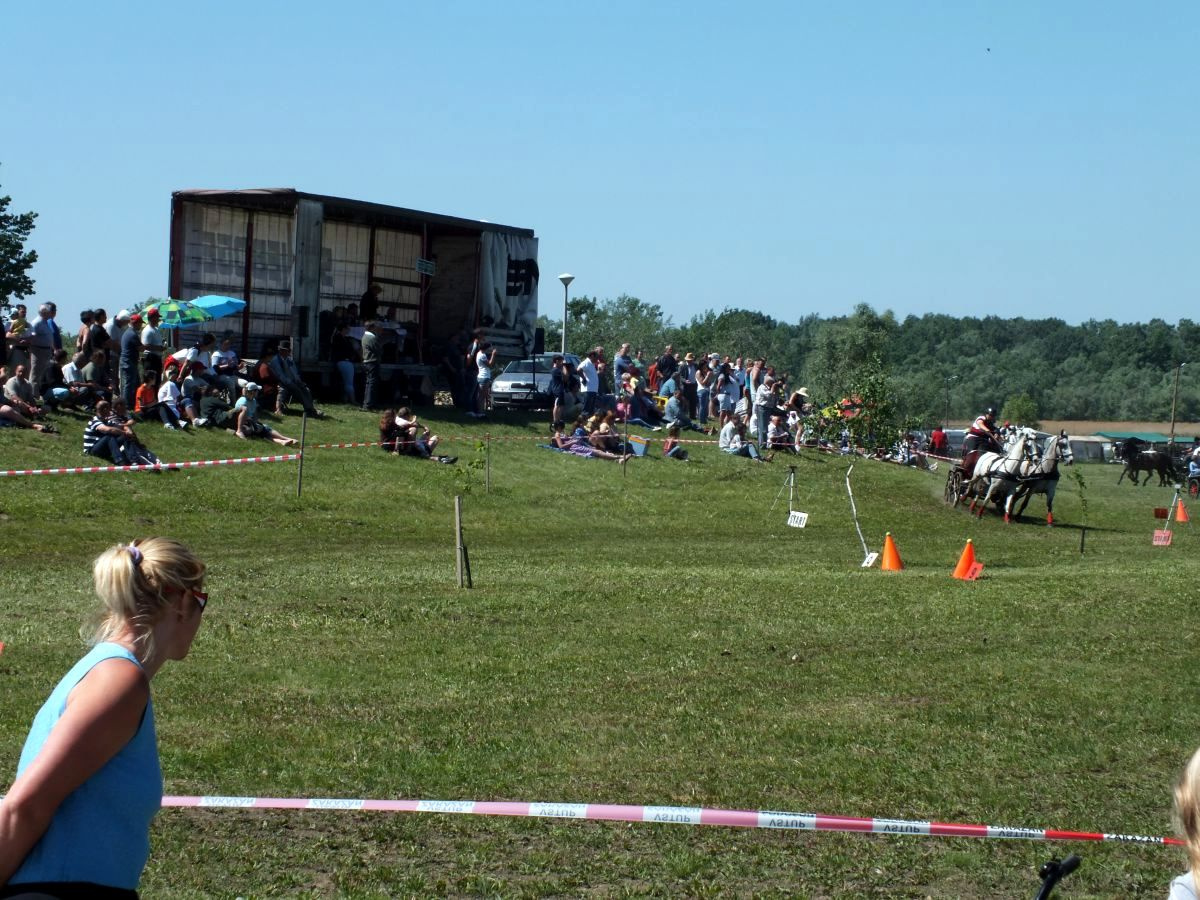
[662,424,688,460]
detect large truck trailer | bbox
[168,188,540,390]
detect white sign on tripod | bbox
[861,552,879,568]
[786,510,809,528]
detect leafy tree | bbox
[1001,393,1039,428]
[0,170,38,312]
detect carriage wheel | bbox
[1190,477,1199,499]
[945,469,963,506]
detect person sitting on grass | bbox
[4,363,46,420]
[269,340,324,418]
[197,385,236,430]
[0,399,57,433]
[766,414,796,454]
[1170,746,1200,899]
[550,420,632,462]
[233,382,297,446]
[136,369,182,429]
[83,400,137,465]
[719,417,763,460]
[664,388,709,434]
[79,349,113,403]
[106,398,161,466]
[380,408,456,463]
[157,367,198,430]
[40,350,89,411]
[662,423,689,460]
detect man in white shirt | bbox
[753,375,777,444]
[577,348,602,414]
[140,308,164,378]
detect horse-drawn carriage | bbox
[944,430,1073,524]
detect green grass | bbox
[1,404,1196,898]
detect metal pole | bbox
[1169,363,1185,448]
[561,282,568,355]
[295,412,308,498]
[624,414,630,479]
[454,495,464,588]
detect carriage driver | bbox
[960,407,1002,477]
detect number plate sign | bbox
[787,511,809,528]
[1153,529,1173,546]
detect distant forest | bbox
[540,297,1199,425]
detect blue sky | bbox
[4,1,1197,328]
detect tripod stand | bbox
[771,465,809,527]
[770,465,798,513]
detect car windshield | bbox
[502,360,548,375]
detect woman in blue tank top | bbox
[0,537,207,899]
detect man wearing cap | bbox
[140,307,164,380]
[119,313,143,409]
[108,309,130,345]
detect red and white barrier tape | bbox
[161,795,1181,846]
[0,454,300,478]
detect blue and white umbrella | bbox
[191,295,247,320]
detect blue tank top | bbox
[9,642,162,890]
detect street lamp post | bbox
[943,375,958,427]
[558,273,574,355]
[1169,362,1187,448]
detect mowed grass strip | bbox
[1,405,1196,897]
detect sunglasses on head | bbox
[191,588,208,612]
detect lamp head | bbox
[558,273,575,288]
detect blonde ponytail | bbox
[89,537,206,660]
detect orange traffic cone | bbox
[880,533,904,571]
[952,539,977,579]
[1177,501,1190,524]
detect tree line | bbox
[538,296,1199,427]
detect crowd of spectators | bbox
[2,303,323,465]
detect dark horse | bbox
[1116,438,1176,486]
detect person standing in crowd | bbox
[577,348,601,414]
[6,303,30,370]
[612,343,633,386]
[474,342,497,415]
[90,310,112,376]
[73,310,95,366]
[0,539,207,897]
[140,308,164,380]
[655,344,677,391]
[330,322,358,406]
[360,282,382,323]
[360,321,380,410]
[118,313,143,410]
[107,309,130,348]
[753,373,777,444]
[27,303,57,402]
[694,358,712,426]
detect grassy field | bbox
[1,404,1197,898]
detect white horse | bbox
[1011,432,1073,525]
[966,429,1039,522]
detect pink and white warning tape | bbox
[160,795,1182,846]
[0,454,300,478]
